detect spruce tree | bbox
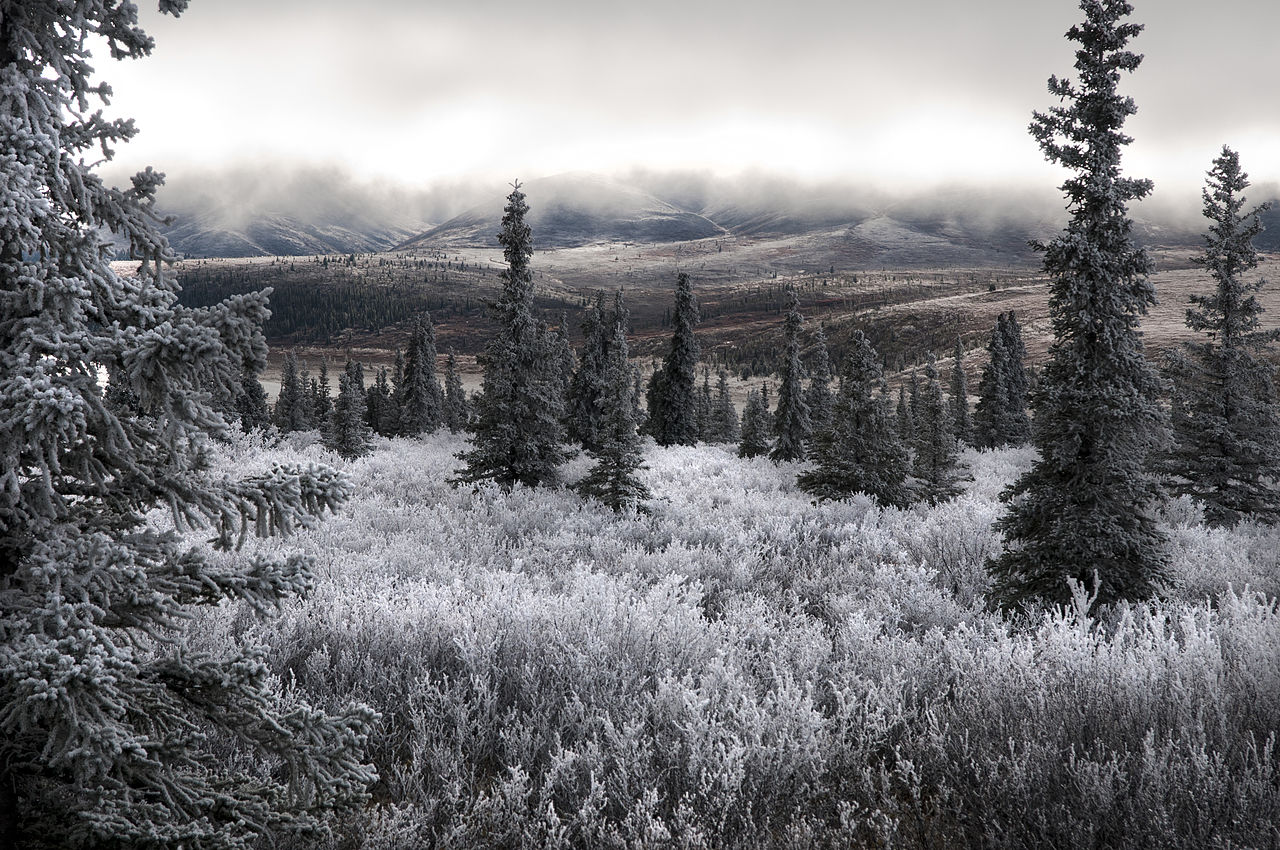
[0,5,374,845]
[989,0,1169,610]
[1163,147,1280,525]
[400,313,444,435]
[273,351,310,432]
[896,384,913,443]
[737,387,772,458]
[443,351,470,433]
[771,290,812,462]
[454,182,570,487]
[798,331,912,507]
[914,354,965,503]
[711,370,741,443]
[366,366,400,436]
[949,336,972,444]
[576,292,650,511]
[567,294,610,450]
[326,361,375,460]
[974,313,1030,447]
[648,272,701,446]
[236,364,272,433]
[804,323,835,439]
[313,360,333,421]
[696,365,714,441]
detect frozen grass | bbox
[190,431,1280,849]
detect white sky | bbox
[99,0,1280,198]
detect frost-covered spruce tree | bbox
[326,360,374,460]
[896,384,913,442]
[443,351,469,433]
[914,354,965,503]
[1163,147,1280,525]
[804,323,835,438]
[567,293,610,450]
[798,330,912,507]
[454,182,569,487]
[399,312,444,436]
[989,0,1169,610]
[737,386,772,458]
[771,290,811,462]
[974,313,1030,447]
[577,291,650,511]
[711,370,740,443]
[273,351,310,432]
[696,365,714,441]
[0,4,375,846]
[648,272,701,446]
[236,364,271,433]
[311,359,333,422]
[366,365,399,436]
[949,336,972,444]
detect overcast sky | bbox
[100,0,1279,200]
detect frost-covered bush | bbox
[190,433,1279,849]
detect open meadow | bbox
[184,431,1280,849]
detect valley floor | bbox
[192,432,1280,849]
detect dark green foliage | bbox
[1163,147,1280,526]
[696,366,715,441]
[273,351,312,432]
[576,291,650,511]
[771,290,811,462]
[737,386,772,458]
[709,370,740,444]
[365,366,400,436]
[647,272,701,446]
[326,361,374,459]
[914,354,966,503]
[454,182,570,488]
[567,294,617,451]
[804,324,835,439]
[799,330,912,507]
[896,384,913,443]
[950,337,972,444]
[443,351,469,433]
[989,0,1169,611]
[309,360,333,422]
[400,313,444,435]
[974,313,1030,448]
[236,365,272,433]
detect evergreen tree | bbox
[908,368,922,430]
[313,360,333,421]
[1163,147,1280,525]
[914,354,965,503]
[737,387,772,458]
[648,272,701,446]
[0,6,374,845]
[771,290,812,462]
[711,370,740,443]
[632,367,647,433]
[296,361,316,427]
[576,292,650,511]
[443,351,470,433]
[326,361,375,459]
[896,384,913,443]
[974,313,1030,447]
[454,182,570,487]
[273,351,310,432]
[798,331,912,507]
[400,313,444,435]
[989,0,1169,611]
[950,337,972,444]
[366,366,400,436]
[804,323,835,439]
[567,294,606,448]
[236,364,272,433]
[696,366,714,441]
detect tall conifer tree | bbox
[914,354,965,503]
[799,331,912,507]
[737,387,772,458]
[567,294,610,450]
[711,370,740,444]
[577,291,649,511]
[989,0,1169,610]
[771,290,812,462]
[400,313,444,435]
[804,324,835,439]
[443,351,469,433]
[949,337,972,444]
[455,182,569,487]
[1163,147,1280,525]
[326,361,375,459]
[273,351,310,432]
[647,272,701,446]
[0,4,374,845]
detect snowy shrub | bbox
[186,434,1279,849]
